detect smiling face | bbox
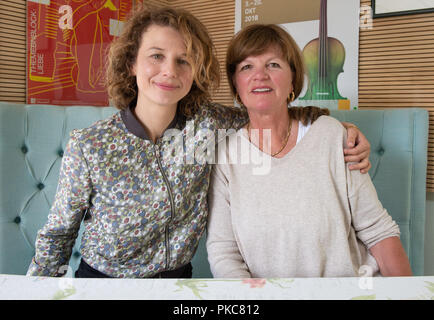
[132,24,194,110]
[233,45,293,115]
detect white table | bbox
[0,274,433,300]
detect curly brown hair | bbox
[226,23,329,124]
[106,5,220,116]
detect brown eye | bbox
[177,58,189,66]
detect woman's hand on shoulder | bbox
[342,122,371,174]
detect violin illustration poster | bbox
[235,0,360,110]
[27,0,134,106]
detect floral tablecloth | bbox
[0,274,433,300]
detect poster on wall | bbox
[235,0,360,110]
[27,0,134,106]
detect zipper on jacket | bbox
[153,143,175,271]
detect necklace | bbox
[247,112,292,157]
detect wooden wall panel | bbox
[0,0,26,103]
[360,0,434,191]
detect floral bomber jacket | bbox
[27,102,247,278]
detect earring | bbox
[288,91,295,103]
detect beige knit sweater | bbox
[206,116,400,278]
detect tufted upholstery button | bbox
[378,147,385,156]
[73,251,81,258]
[14,216,21,224]
[21,145,28,154]
[37,183,45,190]
[58,149,64,157]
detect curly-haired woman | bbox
[27,5,370,278]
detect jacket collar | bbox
[120,101,185,141]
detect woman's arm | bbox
[346,144,412,277]
[369,237,412,276]
[27,131,91,277]
[206,164,251,278]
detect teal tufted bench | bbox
[0,102,428,276]
[330,109,428,276]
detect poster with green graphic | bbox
[235,0,360,110]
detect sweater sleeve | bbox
[204,102,248,131]
[27,130,91,277]
[206,164,252,278]
[345,156,400,249]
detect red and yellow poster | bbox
[27,0,134,106]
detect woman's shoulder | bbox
[313,115,345,132]
[70,112,124,142]
[307,115,347,143]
